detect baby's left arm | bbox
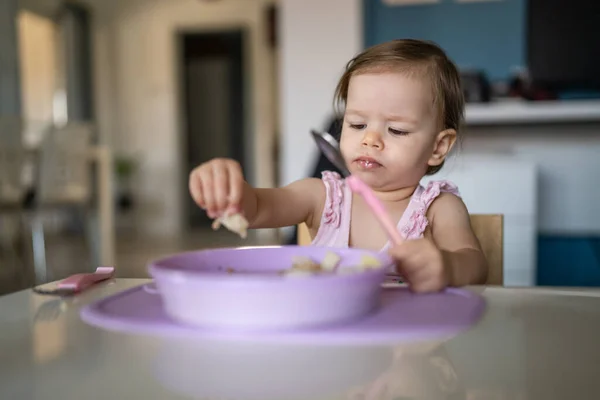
[427,193,489,286]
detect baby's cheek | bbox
[339,134,353,152]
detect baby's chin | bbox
[347,169,389,187]
[347,169,416,192]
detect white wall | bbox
[465,124,600,235]
[279,0,362,186]
[92,0,276,237]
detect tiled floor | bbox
[0,229,281,296]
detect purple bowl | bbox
[148,245,393,331]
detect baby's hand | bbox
[188,158,245,219]
[388,238,451,293]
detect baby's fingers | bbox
[200,168,217,218]
[227,161,244,213]
[394,258,423,284]
[189,170,206,209]
[388,243,419,270]
[409,272,445,293]
[212,160,231,213]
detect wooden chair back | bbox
[297,213,504,285]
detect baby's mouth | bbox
[354,157,382,170]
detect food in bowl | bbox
[282,251,383,278]
[221,250,383,278]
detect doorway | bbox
[179,30,246,229]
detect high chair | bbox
[297,214,504,285]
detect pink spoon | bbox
[311,130,404,246]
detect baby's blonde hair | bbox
[334,39,465,175]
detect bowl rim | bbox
[147,245,393,287]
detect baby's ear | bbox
[428,129,457,167]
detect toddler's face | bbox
[339,71,454,191]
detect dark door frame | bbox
[175,27,250,230]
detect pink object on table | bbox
[58,267,115,291]
[346,175,404,245]
[33,266,115,296]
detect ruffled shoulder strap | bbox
[420,180,460,208]
[319,171,346,228]
[398,180,461,240]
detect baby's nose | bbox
[361,130,383,148]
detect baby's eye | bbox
[349,124,366,130]
[389,128,409,136]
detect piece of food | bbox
[281,251,385,278]
[211,212,249,239]
[321,251,342,271]
[284,251,351,277]
[290,256,322,272]
[359,254,382,269]
[282,255,329,277]
[336,254,382,274]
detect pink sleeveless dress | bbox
[311,171,461,250]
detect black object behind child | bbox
[286,117,343,245]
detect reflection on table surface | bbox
[153,338,465,400]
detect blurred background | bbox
[0,0,598,294]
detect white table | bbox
[2,279,600,399]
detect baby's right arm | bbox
[189,158,325,230]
